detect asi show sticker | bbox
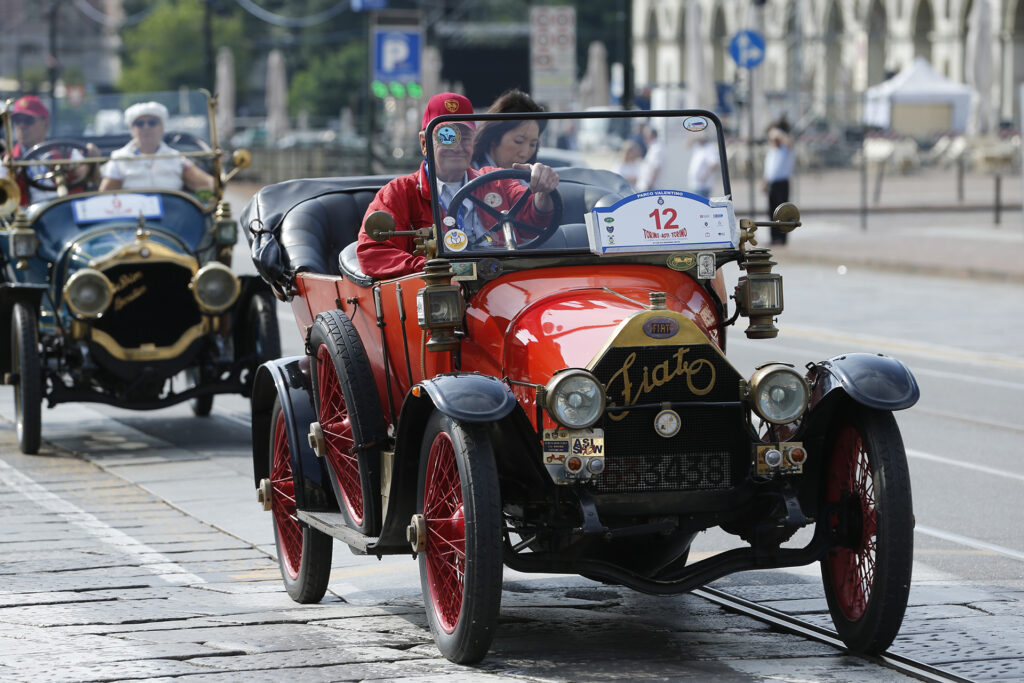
[443,228,468,251]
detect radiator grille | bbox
[591,345,748,493]
[93,262,200,348]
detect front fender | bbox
[377,373,520,548]
[810,352,919,412]
[0,283,47,377]
[250,356,335,512]
[419,373,519,422]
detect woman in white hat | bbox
[99,101,213,193]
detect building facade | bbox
[633,0,1024,130]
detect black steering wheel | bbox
[20,140,95,192]
[446,168,563,250]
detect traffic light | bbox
[389,81,406,98]
[371,80,388,98]
[407,82,423,98]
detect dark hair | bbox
[472,89,547,167]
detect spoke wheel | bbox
[11,302,42,454]
[447,168,563,249]
[820,403,913,654]
[309,310,383,534]
[418,411,502,664]
[270,399,332,603]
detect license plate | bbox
[542,428,604,465]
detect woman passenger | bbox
[472,89,546,169]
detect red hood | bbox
[460,264,721,386]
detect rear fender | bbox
[250,356,336,511]
[0,283,47,377]
[377,374,522,547]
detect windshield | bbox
[2,90,217,207]
[424,110,735,258]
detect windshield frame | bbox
[423,108,733,260]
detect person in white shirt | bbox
[687,135,720,198]
[637,126,665,191]
[761,123,795,245]
[99,101,213,193]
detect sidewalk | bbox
[774,208,1024,283]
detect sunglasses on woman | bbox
[132,118,161,128]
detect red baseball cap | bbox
[12,95,49,119]
[421,92,475,131]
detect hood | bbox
[461,264,721,386]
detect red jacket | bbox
[356,162,548,279]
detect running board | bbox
[297,511,407,556]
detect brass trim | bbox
[89,319,208,362]
[585,309,726,372]
[90,236,198,273]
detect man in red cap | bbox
[356,92,559,278]
[5,95,97,205]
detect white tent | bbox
[864,57,974,136]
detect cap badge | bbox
[444,98,460,113]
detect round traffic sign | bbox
[729,30,765,69]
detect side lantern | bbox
[734,249,783,339]
[417,258,464,352]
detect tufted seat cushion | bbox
[277,188,380,274]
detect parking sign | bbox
[373,29,421,83]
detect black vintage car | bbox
[1,90,278,453]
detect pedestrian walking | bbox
[762,119,795,245]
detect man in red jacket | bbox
[356,92,559,279]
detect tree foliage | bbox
[118,0,245,93]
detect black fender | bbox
[792,352,919,454]
[0,283,47,378]
[375,373,521,548]
[810,352,919,411]
[250,356,336,512]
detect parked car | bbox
[242,109,919,664]
[1,90,279,454]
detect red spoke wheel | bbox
[270,398,332,603]
[820,403,913,654]
[309,310,383,534]
[11,302,42,455]
[417,411,502,664]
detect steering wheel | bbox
[446,168,563,250]
[20,140,95,192]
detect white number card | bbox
[585,191,737,255]
[73,194,164,224]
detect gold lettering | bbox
[604,346,717,420]
[114,270,143,293]
[114,284,147,311]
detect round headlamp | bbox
[191,263,240,313]
[64,268,114,319]
[545,369,606,429]
[748,364,809,424]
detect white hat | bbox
[124,101,168,127]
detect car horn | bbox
[0,175,21,216]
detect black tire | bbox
[243,292,281,384]
[11,302,42,454]
[417,410,503,664]
[308,310,384,535]
[187,365,213,417]
[269,397,333,603]
[820,403,914,654]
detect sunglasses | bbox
[12,114,37,126]
[132,118,161,128]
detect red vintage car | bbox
[242,109,919,664]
